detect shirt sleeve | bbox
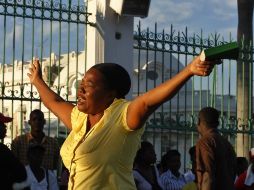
[48,170,59,190]
[53,139,60,170]
[121,101,134,131]
[196,139,215,190]
[11,137,19,157]
[160,172,171,190]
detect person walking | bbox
[196,107,237,190]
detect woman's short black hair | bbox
[91,63,131,99]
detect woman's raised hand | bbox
[188,55,219,77]
[27,59,43,85]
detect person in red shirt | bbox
[235,149,254,190]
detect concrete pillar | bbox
[86,0,134,99]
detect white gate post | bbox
[86,0,134,99]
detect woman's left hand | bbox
[188,55,220,76]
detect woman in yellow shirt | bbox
[27,56,216,190]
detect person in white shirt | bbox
[160,149,187,190]
[184,146,196,183]
[25,144,59,190]
[133,141,164,190]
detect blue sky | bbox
[0,0,251,96]
[0,0,249,64]
[133,0,245,96]
[135,0,238,40]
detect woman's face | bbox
[77,68,114,114]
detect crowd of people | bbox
[2,107,254,190]
[1,54,253,190]
[0,110,62,190]
[132,107,254,190]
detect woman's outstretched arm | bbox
[127,55,217,130]
[27,59,74,129]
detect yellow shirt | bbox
[60,99,144,190]
[183,182,197,190]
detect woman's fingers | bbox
[191,58,216,76]
[33,59,40,69]
[190,56,222,76]
[27,59,42,83]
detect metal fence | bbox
[0,0,90,144]
[133,22,253,170]
[0,0,253,172]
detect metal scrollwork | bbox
[44,1,50,8]
[61,3,67,11]
[35,0,42,7]
[53,1,60,9]
[0,0,91,24]
[22,83,30,99]
[31,90,38,98]
[164,33,171,41]
[134,24,236,57]
[71,5,78,11]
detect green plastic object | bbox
[200,41,239,61]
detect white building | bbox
[0,51,86,142]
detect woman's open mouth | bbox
[77,97,86,105]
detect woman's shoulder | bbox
[107,98,130,111]
[71,106,85,117]
[71,106,87,132]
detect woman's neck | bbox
[87,112,104,130]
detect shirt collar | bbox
[167,169,184,180]
[27,132,48,144]
[202,128,218,136]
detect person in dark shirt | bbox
[133,141,163,190]
[196,107,237,190]
[0,113,29,190]
[11,109,60,171]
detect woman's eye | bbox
[78,87,85,93]
[85,83,93,88]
